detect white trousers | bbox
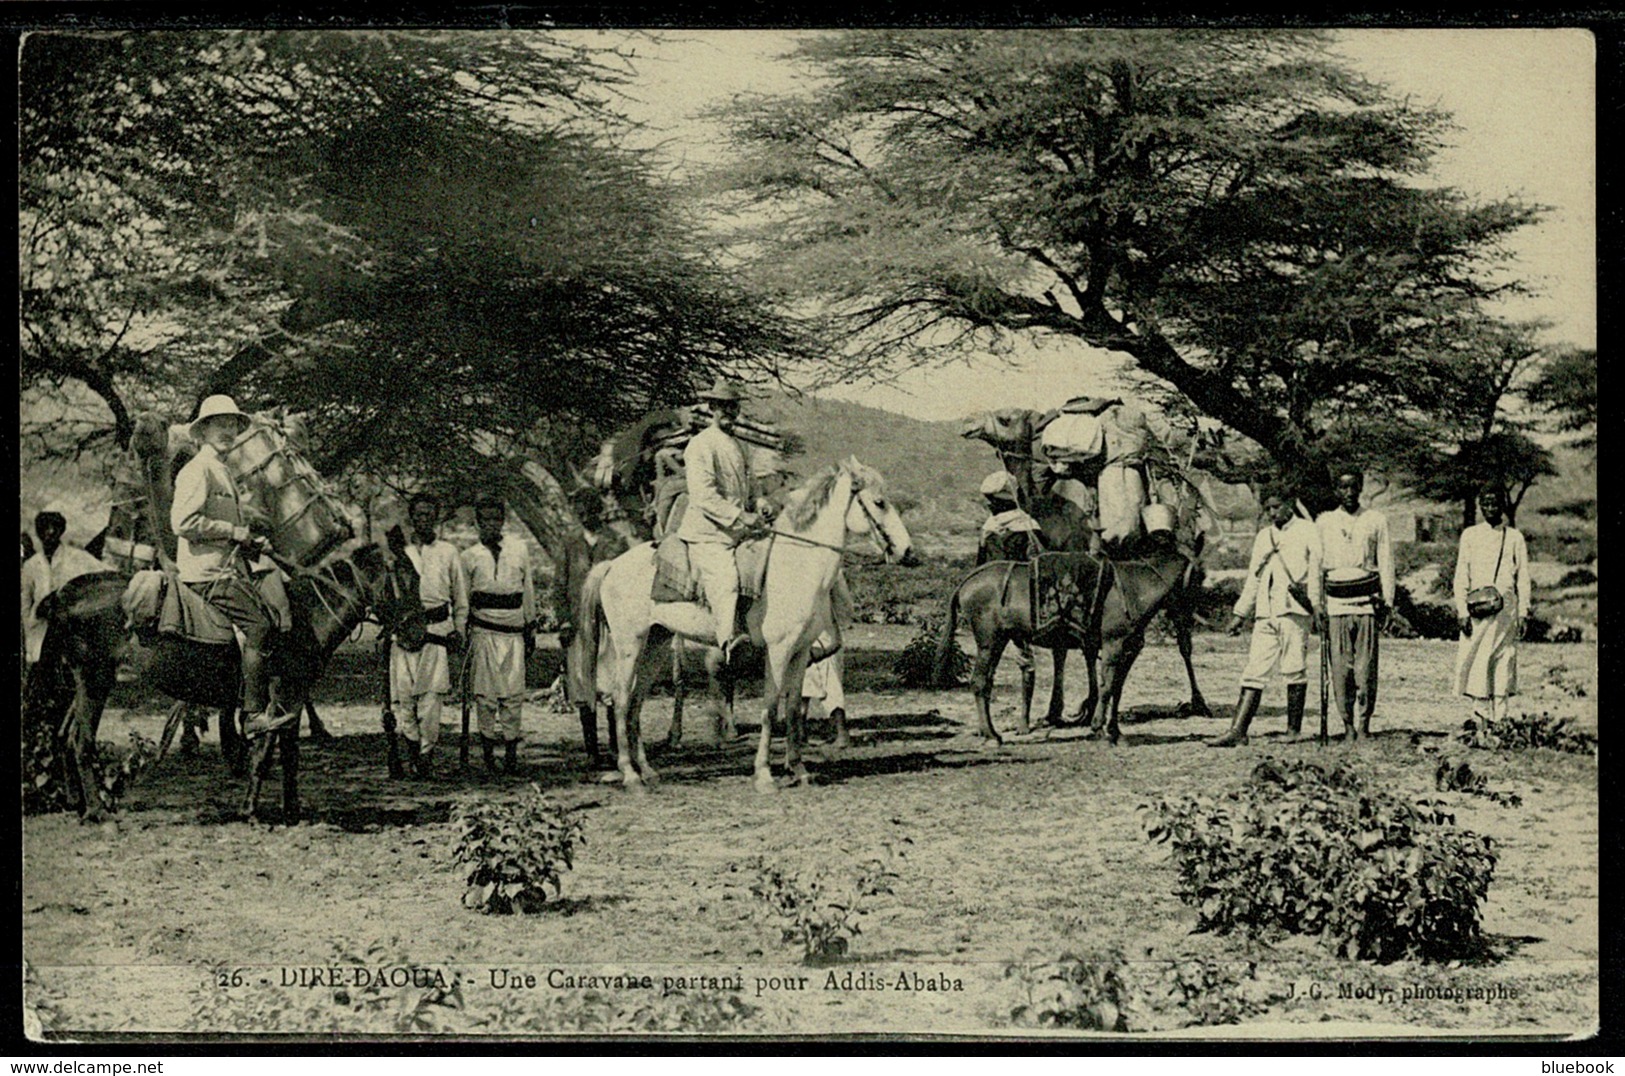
[686,541,739,648]
[1239,613,1311,690]
[390,642,453,752]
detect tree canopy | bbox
[21,30,803,555]
[709,29,1546,505]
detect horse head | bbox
[839,457,918,566]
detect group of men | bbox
[974,452,1534,742]
[22,386,1538,766]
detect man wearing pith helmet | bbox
[170,395,284,734]
[677,376,763,661]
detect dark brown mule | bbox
[934,540,1204,745]
[37,541,400,824]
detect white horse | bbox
[585,457,915,792]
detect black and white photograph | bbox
[16,22,1600,1042]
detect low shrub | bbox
[1392,585,1459,641]
[1455,714,1596,756]
[846,556,970,625]
[1141,759,1497,962]
[1433,758,1523,808]
[454,785,585,914]
[893,614,969,687]
[1557,567,1597,588]
[737,839,909,965]
[23,717,157,818]
[1007,950,1290,1032]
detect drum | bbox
[1325,567,1381,600]
[225,420,354,567]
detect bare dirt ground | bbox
[23,630,1597,1040]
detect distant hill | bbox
[754,393,997,554]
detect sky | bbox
[564,28,1596,423]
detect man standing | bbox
[558,488,628,771]
[461,497,535,776]
[977,471,1044,564]
[1210,486,1323,747]
[677,377,762,661]
[391,494,469,778]
[171,396,285,734]
[1316,468,1395,739]
[1453,488,1531,724]
[21,506,111,672]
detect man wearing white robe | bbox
[391,494,469,776]
[1453,489,1531,722]
[461,499,535,776]
[21,508,111,668]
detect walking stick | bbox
[381,625,403,779]
[1318,613,1330,748]
[459,641,473,769]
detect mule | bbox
[35,540,401,823]
[935,540,1202,745]
[585,458,915,793]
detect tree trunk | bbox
[1461,497,1477,531]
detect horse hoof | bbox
[623,777,649,797]
[640,768,661,786]
[753,772,778,794]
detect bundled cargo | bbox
[1038,412,1106,463]
[223,416,355,567]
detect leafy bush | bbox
[738,840,909,965]
[1190,579,1242,627]
[1557,567,1597,587]
[480,988,761,1034]
[846,556,970,625]
[1141,759,1497,962]
[1433,758,1523,808]
[1456,714,1596,756]
[23,717,157,818]
[1392,585,1459,641]
[1007,951,1289,1032]
[893,614,968,687]
[454,785,585,914]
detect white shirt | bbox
[21,543,110,663]
[405,538,470,634]
[1316,506,1395,615]
[1235,518,1324,619]
[461,540,534,631]
[1453,522,1531,620]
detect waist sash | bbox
[471,591,523,611]
[470,615,526,635]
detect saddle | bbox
[651,534,770,606]
[124,569,238,647]
[1031,551,1107,648]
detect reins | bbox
[767,477,895,562]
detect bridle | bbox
[768,476,897,562]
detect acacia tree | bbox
[709,30,1542,506]
[21,30,803,564]
[1525,346,1597,450]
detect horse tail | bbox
[932,585,962,688]
[577,559,612,697]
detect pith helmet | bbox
[697,377,746,403]
[191,395,251,436]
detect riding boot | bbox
[1207,688,1262,748]
[504,739,522,777]
[481,736,500,777]
[1285,683,1308,739]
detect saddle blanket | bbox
[651,536,769,605]
[1032,551,1107,647]
[124,569,238,646]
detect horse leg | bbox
[666,638,685,748]
[244,729,277,821]
[1044,647,1067,728]
[220,706,247,777]
[972,634,1009,746]
[1174,608,1212,719]
[785,690,811,787]
[754,657,780,793]
[279,720,301,825]
[612,637,647,793]
[1070,645,1100,728]
[68,667,104,823]
[305,701,335,744]
[1015,643,1035,737]
[712,646,739,742]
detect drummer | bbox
[1316,468,1395,739]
